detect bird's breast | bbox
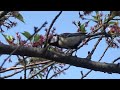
[58,36,84,49]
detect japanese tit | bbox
[48,32,110,49]
[48,33,92,49]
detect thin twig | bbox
[14,55,26,67]
[80,71,84,77]
[0,69,23,79]
[44,11,62,48]
[22,56,27,79]
[81,70,92,79]
[98,45,110,62]
[112,57,120,63]
[0,60,51,73]
[1,63,51,79]
[45,64,54,79]
[28,61,55,79]
[87,36,103,59]
[49,65,70,79]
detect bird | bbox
[48,32,109,49]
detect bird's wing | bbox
[60,33,87,37]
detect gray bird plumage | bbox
[49,32,110,49]
[49,33,87,49]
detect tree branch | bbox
[22,56,27,79]
[49,65,70,79]
[0,69,23,79]
[0,60,51,73]
[28,61,55,79]
[0,21,47,69]
[112,57,120,63]
[45,64,54,79]
[0,43,120,74]
[81,45,110,79]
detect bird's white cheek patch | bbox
[50,36,58,43]
[59,36,81,46]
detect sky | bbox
[0,11,120,79]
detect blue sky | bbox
[1,11,120,79]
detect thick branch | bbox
[0,43,120,74]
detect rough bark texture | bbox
[0,43,120,74]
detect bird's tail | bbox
[86,32,111,38]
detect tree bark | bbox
[0,43,120,74]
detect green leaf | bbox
[91,16,99,23]
[2,34,13,41]
[15,13,25,23]
[34,34,40,42]
[108,21,116,25]
[1,34,14,44]
[8,35,13,41]
[92,16,98,21]
[21,31,32,41]
[80,24,86,33]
